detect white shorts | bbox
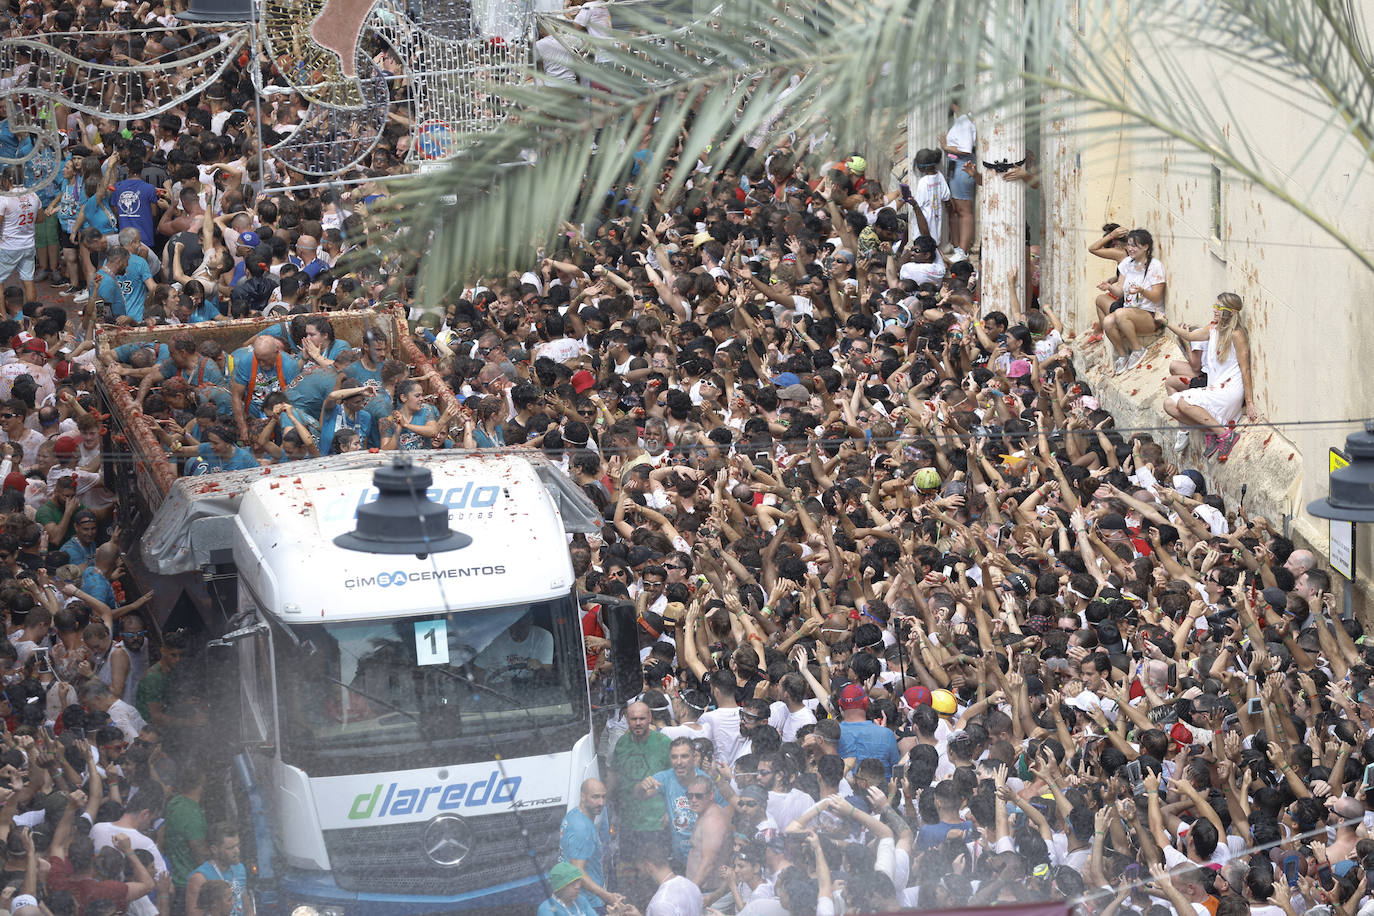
[0,247,34,283]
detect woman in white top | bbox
[1099,228,1167,373]
[940,99,977,260]
[1163,293,1257,461]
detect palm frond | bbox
[378,0,1009,296]
[378,0,1374,293]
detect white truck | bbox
[142,449,604,915]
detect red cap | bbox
[570,370,596,394]
[1169,721,1194,749]
[902,685,933,708]
[53,436,79,457]
[838,684,869,710]
[21,339,47,357]
[3,472,26,492]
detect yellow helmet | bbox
[931,688,958,717]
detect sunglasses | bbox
[686,791,710,800]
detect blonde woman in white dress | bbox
[1162,293,1257,462]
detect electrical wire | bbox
[97,413,1371,467]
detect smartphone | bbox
[1247,696,1263,716]
[1318,863,1334,889]
[1123,759,1145,795]
[899,182,913,201]
[942,566,954,580]
[1282,854,1299,887]
[1222,714,1239,732]
[916,336,930,351]
[1362,761,1374,791]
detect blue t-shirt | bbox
[319,402,372,456]
[112,255,154,322]
[60,536,94,568]
[652,767,721,860]
[190,861,249,916]
[288,254,329,279]
[837,720,900,776]
[230,347,302,420]
[55,175,81,232]
[113,178,158,246]
[160,355,225,388]
[394,403,439,450]
[916,820,975,850]
[537,897,597,916]
[286,367,339,421]
[188,300,222,323]
[95,269,124,316]
[113,342,170,365]
[81,193,117,237]
[81,566,116,608]
[195,442,258,472]
[559,807,607,911]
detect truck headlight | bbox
[290,905,348,916]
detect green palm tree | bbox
[379,0,1374,297]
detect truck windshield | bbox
[273,592,588,771]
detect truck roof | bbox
[142,450,601,622]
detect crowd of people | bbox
[0,1,1353,916]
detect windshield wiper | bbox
[315,674,421,723]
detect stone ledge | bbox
[1070,332,1303,529]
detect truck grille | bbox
[322,806,565,896]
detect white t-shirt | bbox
[90,820,168,876]
[534,337,587,363]
[768,701,816,743]
[913,173,951,243]
[699,707,747,766]
[0,193,40,251]
[1034,329,1063,362]
[475,625,554,674]
[900,259,945,286]
[946,114,976,155]
[535,34,580,84]
[646,874,703,916]
[1117,257,1166,314]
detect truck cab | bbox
[148,451,603,914]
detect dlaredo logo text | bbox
[349,772,523,819]
[344,566,507,589]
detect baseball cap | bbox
[779,383,810,403]
[833,248,856,265]
[1169,721,1195,750]
[237,230,261,248]
[837,684,869,710]
[902,685,932,709]
[914,148,942,169]
[3,473,26,492]
[21,339,47,357]
[53,436,79,456]
[846,156,867,175]
[1098,513,1128,531]
[570,370,596,394]
[772,372,801,388]
[914,467,942,491]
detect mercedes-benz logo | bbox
[422,814,474,867]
